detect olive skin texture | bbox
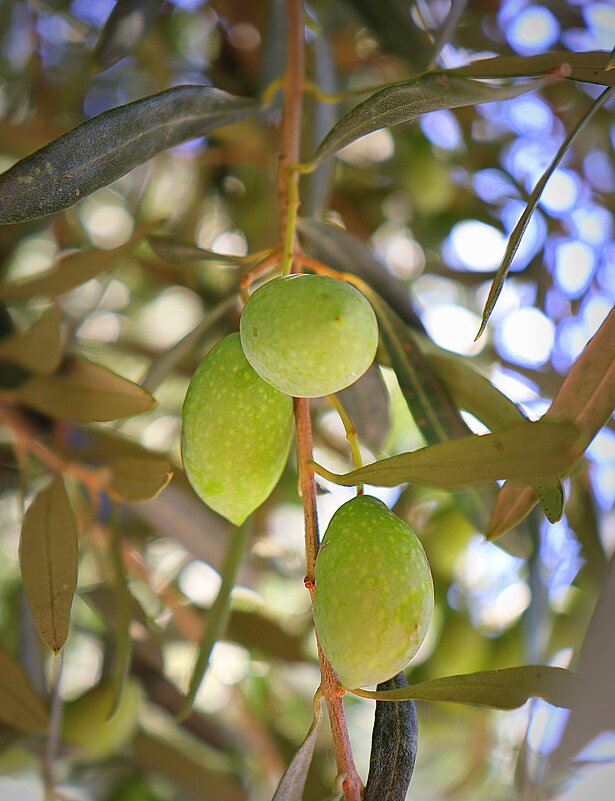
[313,495,434,689]
[239,274,378,398]
[181,333,293,525]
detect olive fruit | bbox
[313,495,434,688]
[181,333,293,525]
[239,274,378,398]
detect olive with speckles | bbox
[181,333,293,525]
[313,495,434,689]
[240,274,378,398]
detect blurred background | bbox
[0,1,613,799]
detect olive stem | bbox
[327,393,364,493]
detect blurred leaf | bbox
[272,691,323,801]
[311,420,580,489]
[310,73,552,166]
[477,87,615,338]
[19,476,78,653]
[298,218,423,330]
[148,235,247,265]
[94,0,163,71]
[16,356,157,421]
[0,221,158,301]
[178,523,251,721]
[0,86,259,223]
[226,609,306,663]
[0,306,62,373]
[551,555,615,769]
[336,364,390,452]
[342,0,431,70]
[109,507,133,720]
[364,671,418,801]
[488,306,615,538]
[0,647,49,734]
[349,666,577,709]
[451,50,615,87]
[134,731,246,801]
[428,0,470,70]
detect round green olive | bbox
[239,274,378,398]
[313,495,434,688]
[181,333,293,525]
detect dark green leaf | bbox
[311,419,580,489]
[94,0,163,71]
[0,86,258,224]
[272,692,323,801]
[364,672,418,801]
[19,476,79,653]
[477,87,615,338]
[16,356,157,421]
[451,50,615,87]
[0,221,158,301]
[350,666,578,709]
[336,364,390,452]
[0,647,49,733]
[0,306,63,373]
[310,73,552,166]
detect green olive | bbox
[314,495,433,688]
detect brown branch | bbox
[277,2,362,797]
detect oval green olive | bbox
[181,333,293,525]
[314,495,434,688]
[239,274,378,398]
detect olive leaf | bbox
[16,356,157,422]
[349,665,577,710]
[309,73,553,167]
[148,235,248,265]
[364,672,418,801]
[109,506,134,720]
[0,647,49,733]
[0,306,63,373]
[19,475,79,653]
[0,86,258,224]
[93,0,163,71]
[272,691,323,801]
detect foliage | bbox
[0,1,613,800]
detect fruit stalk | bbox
[278,2,362,798]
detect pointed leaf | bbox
[16,356,157,421]
[272,692,323,801]
[94,0,163,71]
[349,666,577,710]
[310,73,552,166]
[19,476,79,653]
[0,221,158,301]
[477,87,615,337]
[451,50,615,87]
[311,420,580,489]
[364,672,418,801]
[0,306,63,373]
[0,647,49,734]
[148,235,246,265]
[0,86,258,224]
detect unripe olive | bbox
[239,274,378,398]
[313,495,434,688]
[181,333,293,525]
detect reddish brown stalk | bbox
[277,1,362,797]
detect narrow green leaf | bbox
[272,691,323,801]
[0,306,63,373]
[349,666,577,710]
[93,0,163,71]
[19,476,79,653]
[364,672,418,801]
[177,523,251,721]
[477,86,615,338]
[16,356,157,421]
[0,86,258,224]
[310,73,552,166]
[311,419,580,490]
[450,50,615,87]
[0,647,49,733]
[148,235,247,265]
[0,221,158,301]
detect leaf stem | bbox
[327,394,364,493]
